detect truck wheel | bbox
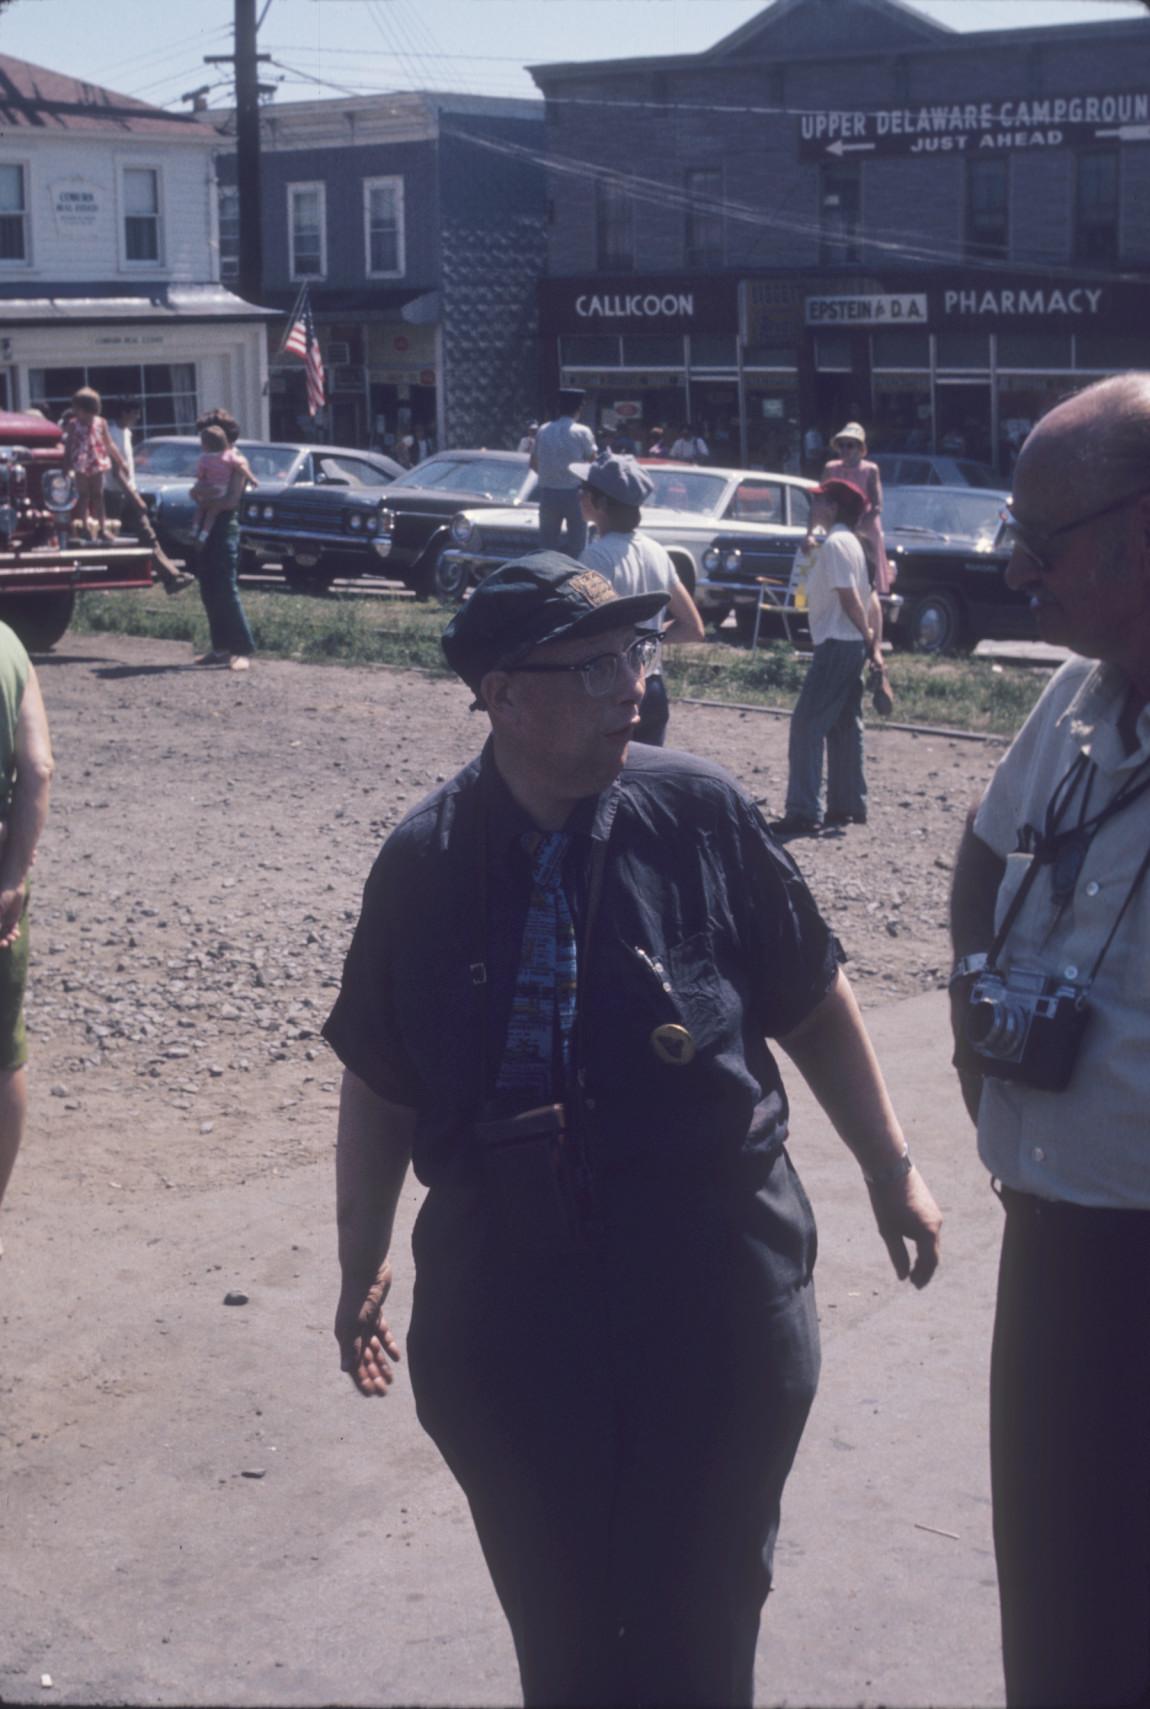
[0,592,77,651]
[903,589,965,653]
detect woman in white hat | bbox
[824,423,892,594]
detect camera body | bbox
[964,964,1090,1091]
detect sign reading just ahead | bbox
[798,90,1150,159]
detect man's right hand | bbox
[335,1259,402,1397]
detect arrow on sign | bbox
[826,139,877,156]
[1094,124,1150,141]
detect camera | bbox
[963,965,1090,1091]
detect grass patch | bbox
[73,586,1049,736]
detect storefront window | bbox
[1075,150,1119,264]
[966,159,1009,262]
[689,334,736,369]
[935,332,990,371]
[814,334,852,372]
[29,363,198,437]
[997,332,1073,370]
[872,329,930,370]
[997,377,1076,472]
[872,373,932,454]
[560,335,620,366]
[621,335,683,367]
[1075,332,1143,370]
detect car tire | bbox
[902,588,966,653]
[0,591,77,651]
[432,546,470,603]
[284,557,337,594]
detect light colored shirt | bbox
[104,422,134,490]
[973,656,1150,1208]
[0,621,29,816]
[670,435,708,462]
[805,525,869,646]
[534,415,595,489]
[578,529,674,676]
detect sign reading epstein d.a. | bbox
[806,294,927,326]
[798,90,1150,159]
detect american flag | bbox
[283,288,326,417]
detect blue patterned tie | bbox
[496,831,578,1103]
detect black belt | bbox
[996,1181,1149,1223]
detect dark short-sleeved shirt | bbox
[323,741,840,1188]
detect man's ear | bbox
[479,669,514,718]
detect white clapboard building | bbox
[0,54,271,436]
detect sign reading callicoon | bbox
[798,90,1150,159]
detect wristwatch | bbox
[948,951,988,989]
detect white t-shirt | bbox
[669,435,708,462]
[578,529,674,675]
[805,525,869,646]
[534,415,596,488]
[103,422,134,489]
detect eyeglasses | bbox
[506,632,661,698]
[1003,486,1150,573]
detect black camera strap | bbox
[988,749,1150,988]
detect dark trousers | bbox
[634,674,669,747]
[408,1155,821,1708]
[991,1186,1150,1708]
[785,638,866,824]
[537,487,587,558]
[197,512,254,658]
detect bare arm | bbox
[661,571,705,644]
[778,968,942,1287]
[334,1070,416,1396]
[0,668,54,949]
[948,809,1006,1123]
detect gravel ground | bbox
[18,632,1008,1200]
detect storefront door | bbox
[935,380,993,466]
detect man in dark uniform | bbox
[324,553,942,1709]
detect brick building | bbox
[0,54,270,436]
[211,93,546,453]
[530,0,1150,473]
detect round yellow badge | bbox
[650,1023,696,1066]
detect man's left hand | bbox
[867,1166,942,1288]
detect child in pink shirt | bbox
[191,425,256,542]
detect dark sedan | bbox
[702,486,1028,653]
[133,438,403,577]
[372,450,536,597]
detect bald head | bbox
[1018,373,1150,515]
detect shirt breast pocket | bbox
[629,929,728,1059]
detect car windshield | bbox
[956,461,1001,490]
[133,441,202,477]
[643,469,730,515]
[134,440,302,482]
[884,487,1007,544]
[392,457,528,501]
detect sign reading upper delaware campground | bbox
[798,91,1150,159]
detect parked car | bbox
[0,410,155,649]
[134,438,403,579]
[871,451,1000,489]
[436,463,816,619]
[702,485,1026,653]
[370,450,538,597]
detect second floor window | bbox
[0,164,27,263]
[218,185,240,281]
[123,166,160,264]
[1076,150,1119,264]
[819,163,861,265]
[289,182,326,279]
[966,158,1008,261]
[684,168,723,270]
[596,180,634,271]
[364,178,404,277]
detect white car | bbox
[436,462,817,621]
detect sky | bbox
[0,0,1145,110]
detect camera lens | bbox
[967,997,1028,1059]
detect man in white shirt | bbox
[532,390,596,555]
[669,423,709,464]
[572,452,705,745]
[771,477,881,838]
[948,372,1150,1709]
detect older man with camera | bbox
[949,372,1150,1709]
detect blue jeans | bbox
[785,638,866,823]
[197,513,254,657]
[537,487,587,557]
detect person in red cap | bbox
[772,477,883,838]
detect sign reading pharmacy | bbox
[798,91,1150,158]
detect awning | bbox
[0,283,277,326]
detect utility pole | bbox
[206,0,270,303]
